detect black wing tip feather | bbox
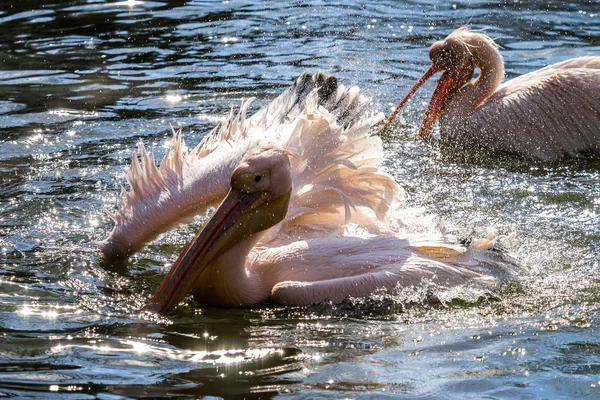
[289,71,371,128]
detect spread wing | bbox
[100,72,396,260]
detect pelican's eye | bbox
[232,170,271,193]
[431,37,466,70]
[437,49,456,68]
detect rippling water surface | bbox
[1,1,599,398]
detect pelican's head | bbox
[383,29,477,136]
[417,30,482,138]
[144,147,292,313]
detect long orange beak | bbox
[417,71,455,139]
[143,188,265,313]
[380,64,443,132]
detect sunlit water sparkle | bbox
[0,1,599,399]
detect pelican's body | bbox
[190,232,502,308]
[384,29,600,160]
[145,146,512,311]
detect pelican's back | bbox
[449,56,600,159]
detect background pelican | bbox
[145,145,513,312]
[100,72,373,260]
[383,28,600,160]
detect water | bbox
[1,1,599,398]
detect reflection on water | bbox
[0,0,599,398]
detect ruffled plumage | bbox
[101,72,398,260]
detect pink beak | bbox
[143,188,264,313]
[380,64,444,132]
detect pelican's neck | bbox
[191,231,273,307]
[446,38,504,119]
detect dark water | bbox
[1,1,599,398]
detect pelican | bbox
[382,28,600,160]
[101,72,514,310]
[145,145,512,312]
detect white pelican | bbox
[144,145,512,312]
[100,72,514,310]
[382,28,600,160]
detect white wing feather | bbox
[101,72,394,260]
